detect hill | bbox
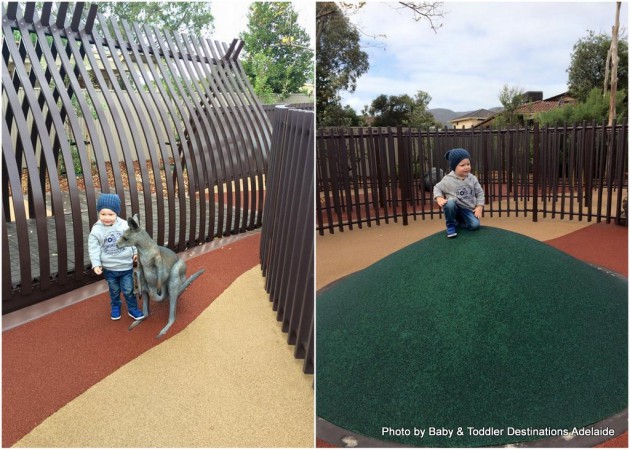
[429,107,503,128]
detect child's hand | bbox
[474,206,483,218]
[93,266,103,275]
[436,197,447,207]
[133,254,138,263]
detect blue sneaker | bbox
[111,305,121,320]
[446,226,458,238]
[128,308,144,320]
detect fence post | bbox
[397,126,409,225]
[532,122,539,222]
[316,122,627,232]
[373,129,387,214]
[614,117,627,225]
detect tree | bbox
[247,53,276,104]
[605,2,622,126]
[495,84,525,127]
[316,2,369,125]
[316,2,444,126]
[395,2,445,31]
[567,30,628,102]
[318,2,445,41]
[319,102,362,127]
[240,3,312,101]
[537,88,626,126]
[366,91,438,127]
[99,2,214,36]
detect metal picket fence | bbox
[317,121,628,233]
[2,2,271,313]
[260,105,314,374]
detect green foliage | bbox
[316,2,369,126]
[99,2,214,36]
[318,99,361,127]
[58,143,84,176]
[240,3,312,99]
[366,91,438,128]
[567,30,628,102]
[495,84,525,127]
[537,88,627,126]
[248,53,276,104]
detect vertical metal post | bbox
[397,126,409,225]
[532,122,539,222]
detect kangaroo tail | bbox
[178,269,205,296]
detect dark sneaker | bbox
[111,305,121,320]
[128,308,144,320]
[447,227,458,238]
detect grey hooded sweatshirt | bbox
[88,217,136,271]
[433,171,485,211]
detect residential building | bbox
[449,109,496,129]
[474,92,577,128]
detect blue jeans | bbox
[443,199,480,231]
[103,268,138,310]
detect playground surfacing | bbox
[316,217,628,448]
[3,232,313,448]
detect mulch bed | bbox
[17,158,187,195]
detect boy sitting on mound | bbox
[433,148,485,238]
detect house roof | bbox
[449,109,496,123]
[514,101,562,115]
[473,92,578,128]
[544,92,577,103]
[515,92,578,116]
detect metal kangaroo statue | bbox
[117,214,205,338]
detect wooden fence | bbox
[261,105,314,374]
[317,121,628,233]
[2,3,271,313]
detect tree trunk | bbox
[607,2,621,127]
[603,46,611,96]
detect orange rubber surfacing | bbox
[2,233,261,448]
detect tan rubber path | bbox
[12,267,313,448]
[4,233,313,448]
[317,216,616,290]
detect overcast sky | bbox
[210,1,314,49]
[339,2,628,113]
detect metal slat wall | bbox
[317,122,628,233]
[260,105,314,374]
[2,3,271,313]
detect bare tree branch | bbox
[396,2,444,33]
[317,2,445,44]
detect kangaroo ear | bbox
[127,215,139,230]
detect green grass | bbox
[316,227,627,447]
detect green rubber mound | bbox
[317,227,627,447]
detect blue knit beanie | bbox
[445,148,471,171]
[96,193,121,215]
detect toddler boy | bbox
[88,193,144,320]
[433,148,485,238]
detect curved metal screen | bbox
[2,2,271,312]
